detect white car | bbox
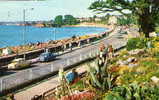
[8,58,31,70]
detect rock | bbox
[128,49,145,55]
[127,57,137,63]
[149,32,157,37]
[151,76,159,83]
[128,63,138,68]
[117,60,129,66]
[114,53,119,57]
[117,57,137,66]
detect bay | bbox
[0,25,107,48]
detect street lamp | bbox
[23,8,34,60]
[53,28,57,52]
[54,28,56,41]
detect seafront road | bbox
[14,27,127,100]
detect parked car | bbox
[39,52,56,62]
[8,58,31,70]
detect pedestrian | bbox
[98,43,108,67]
[69,42,72,51]
[108,45,114,59]
[65,68,79,84]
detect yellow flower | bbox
[154,42,159,48]
[118,66,129,74]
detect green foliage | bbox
[70,80,85,90]
[119,72,136,84]
[140,61,157,69]
[54,15,63,27]
[154,51,159,60]
[63,15,78,25]
[89,0,159,37]
[155,26,159,33]
[105,83,159,100]
[87,58,119,92]
[126,38,147,51]
[103,92,124,100]
[117,16,137,26]
[53,15,78,27]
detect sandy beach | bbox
[63,22,112,28]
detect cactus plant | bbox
[86,56,119,92]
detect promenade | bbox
[14,26,127,100]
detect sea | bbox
[0,25,107,48]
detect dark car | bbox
[39,52,56,62]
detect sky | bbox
[0,0,96,22]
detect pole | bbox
[54,28,56,41]
[54,28,56,52]
[23,9,26,60]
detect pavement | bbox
[13,26,127,100]
[14,64,88,100]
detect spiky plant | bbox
[86,57,119,92]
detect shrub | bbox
[154,52,159,60]
[140,60,157,69]
[104,83,159,100]
[103,92,124,100]
[126,38,147,51]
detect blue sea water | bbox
[0,25,107,48]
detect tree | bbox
[89,0,159,37]
[63,15,77,25]
[54,15,63,27]
[117,15,137,26]
[92,15,97,22]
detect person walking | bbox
[108,45,114,59]
[65,68,79,84]
[97,43,108,67]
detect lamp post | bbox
[23,8,34,60]
[54,28,56,41]
[53,28,56,52]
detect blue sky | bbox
[0,0,96,21]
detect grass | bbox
[70,80,85,91]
